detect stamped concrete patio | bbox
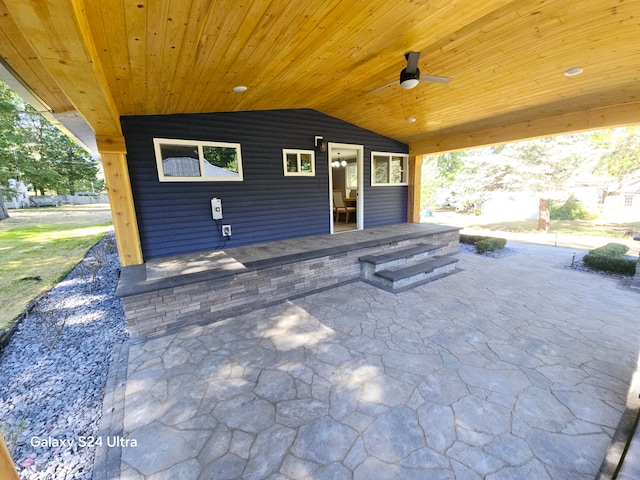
[99,241,640,479]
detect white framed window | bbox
[283,149,315,176]
[624,195,634,207]
[154,138,243,182]
[371,152,408,186]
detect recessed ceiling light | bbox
[564,67,583,77]
[232,85,248,93]
[406,117,416,123]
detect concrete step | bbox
[359,243,444,280]
[366,255,460,292]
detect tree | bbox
[435,151,466,183]
[421,151,466,210]
[447,147,520,212]
[0,194,8,220]
[0,81,101,196]
[0,81,18,220]
[595,127,640,195]
[0,82,20,196]
[451,134,600,231]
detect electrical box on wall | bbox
[211,198,223,220]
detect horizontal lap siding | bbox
[364,187,408,228]
[363,136,410,228]
[121,109,407,259]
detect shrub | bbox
[475,237,507,254]
[583,253,636,276]
[582,242,636,276]
[550,196,596,220]
[460,234,507,253]
[589,242,629,257]
[460,234,485,245]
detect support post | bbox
[97,135,143,266]
[0,434,19,480]
[632,234,640,290]
[407,154,423,223]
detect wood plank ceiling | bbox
[1,0,639,155]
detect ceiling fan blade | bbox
[368,80,396,94]
[419,74,452,84]
[405,51,420,74]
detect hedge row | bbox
[460,234,507,253]
[582,242,636,276]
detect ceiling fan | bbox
[369,51,452,93]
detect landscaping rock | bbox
[0,232,127,479]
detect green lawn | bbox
[467,219,640,240]
[425,212,640,254]
[0,205,113,331]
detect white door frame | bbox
[328,142,364,233]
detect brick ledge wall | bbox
[123,230,459,338]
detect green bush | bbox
[550,196,596,220]
[460,234,507,253]
[583,253,636,276]
[475,237,507,254]
[460,234,485,245]
[582,242,636,276]
[590,243,629,257]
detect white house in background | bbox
[478,175,640,222]
[479,191,540,220]
[601,175,640,222]
[603,190,640,221]
[563,175,640,221]
[567,176,608,212]
[5,179,30,209]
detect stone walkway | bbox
[113,242,640,479]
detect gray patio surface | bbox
[107,241,640,479]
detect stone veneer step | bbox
[359,243,441,265]
[365,255,460,292]
[359,243,446,280]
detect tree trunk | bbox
[538,198,550,232]
[0,195,9,221]
[68,150,76,195]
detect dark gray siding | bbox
[121,109,408,259]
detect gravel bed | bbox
[0,232,127,480]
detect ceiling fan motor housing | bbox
[400,67,420,89]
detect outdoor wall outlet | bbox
[222,225,232,237]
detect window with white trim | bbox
[371,152,408,186]
[624,195,633,207]
[154,138,243,182]
[283,149,315,176]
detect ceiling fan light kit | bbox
[368,51,452,93]
[400,67,420,89]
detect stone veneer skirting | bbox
[117,227,460,338]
